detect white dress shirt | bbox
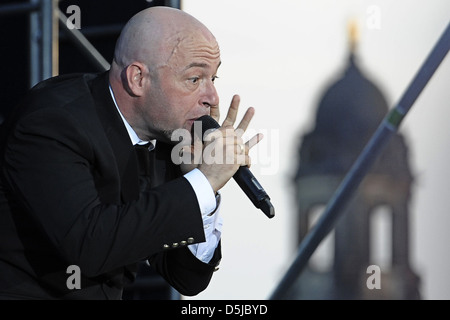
[108,86,222,263]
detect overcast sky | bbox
[181,0,450,300]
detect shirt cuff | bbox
[188,212,223,263]
[184,168,217,217]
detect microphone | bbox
[193,115,275,219]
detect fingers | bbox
[236,133,264,168]
[221,94,240,128]
[220,95,256,139]
[178,141,202,174]
[210,105,220,123]
[245,133,263,150]
[235,107,255,136]
[235,133,264,155]
[238,143,244,154]
[203,95,263,170]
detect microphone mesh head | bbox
[192,115,220,141]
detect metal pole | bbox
[41,0,58,80]
[29,0,41,87]
[269,21,450,300]
[0,2,39,16]
[58,9,111,72]
[29,0,58,87]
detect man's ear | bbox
[124,62,148,97]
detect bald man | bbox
[0,6,260,300]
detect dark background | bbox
[0,0,173,122]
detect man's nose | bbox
[202,80,219,108]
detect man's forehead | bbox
[164,35,220,69]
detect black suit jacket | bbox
[0,72,221,300]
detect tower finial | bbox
[348,19,359,53]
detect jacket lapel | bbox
[89,72,140,203]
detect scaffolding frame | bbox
[0,0,180,87]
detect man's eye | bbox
[189,77,199,84]
[212,76,219,83]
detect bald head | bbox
[108,6,221,143]
[112,6,216,69]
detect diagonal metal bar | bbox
[57,9,111,72]
[269,21,450,300]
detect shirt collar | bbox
[109,85,156,150]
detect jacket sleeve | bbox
[148,241,222,296]
[2,107,208,278]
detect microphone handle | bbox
[233,166,275,218]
